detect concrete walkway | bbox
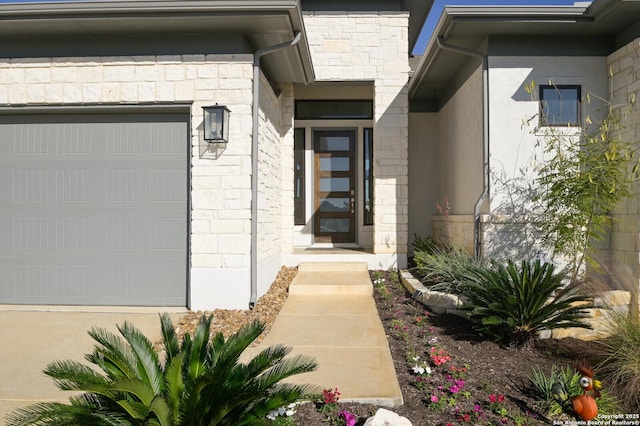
[0,308,184,421]
[0,262,402,422]
[243,262,403,407]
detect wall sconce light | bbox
[202,104,230,143]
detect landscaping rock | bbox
[364,408,412,426]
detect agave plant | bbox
[462,259,594,347]
[6,314,319,425]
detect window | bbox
[539,85,581,127]
[295,100,373,120]
[294,128,305,225]
[363,128,374,225]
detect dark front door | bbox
[314,130,356,243]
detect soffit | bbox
[0,0,314,84]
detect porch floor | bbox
[242,261,403,406]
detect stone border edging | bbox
[399,270,469,318]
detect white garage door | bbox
[0,109,188,306]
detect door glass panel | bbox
[320,177,350,192]
[319,218,350,233]
[320,157,350,172]
[319,198,350,212]
[316,136,350,151]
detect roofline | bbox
[409,4,591,100]
[0,0,302,16]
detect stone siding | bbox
[432,214,474,254]
[606,38,640,311]
[256,75,294,295]
[303,12,409,262]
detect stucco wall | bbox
[483,55,608,261]
[303,12,409,262]
[408,112,438,249]
[437,65,483,215]
[0,54,258,310]
[606,39,640,301]
[488,56,609,212]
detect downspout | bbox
[436,37,489,258]
[250,32,302,309]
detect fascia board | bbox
[442,5,589,17]
[0,1,302,16]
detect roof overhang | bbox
[0,0,315,84]
[409,0,640,111]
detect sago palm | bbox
[6,313,319,425]
[462,259,594,347]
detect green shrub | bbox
[7,314,318,426]
[462,259,594,347]
[412,245,488,294]
[412,234,437,255]
[597,310,640,411]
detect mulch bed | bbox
[176,267,617,425]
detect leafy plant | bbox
[597,310,640,411]
[529,363,620,417]
[7,314,319,426]
[528,364,578,402]
[526,83,639,282]
[462,259,594,347]
[412,234,437,255]
[412,245,488,294]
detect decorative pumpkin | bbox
[571,394,598,421]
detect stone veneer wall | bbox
[432,215,474,254]
[302,12,410,264]
[256,74,294,296]
[607,38,640,311]
[0,54,258,310]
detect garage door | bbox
[0,109,188,306]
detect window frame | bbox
[539,84,582,127]
[293,128,306,226]
[363,127,374,226]
[295,100,373,120]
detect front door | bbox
[314,130,356,243]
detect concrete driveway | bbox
[0,306,186,422]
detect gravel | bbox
[171,266,296,346]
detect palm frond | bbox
[87,327,138,380]
[159,313,180,362]
[44,360,110,391]
[118,321,164,395]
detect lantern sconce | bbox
[202,104,230,143]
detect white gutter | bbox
[249,32,302,309]
[435,37,489,259]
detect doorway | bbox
[313,130,356,243]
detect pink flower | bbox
[430,394,439,403]
[339,411,356,426]
[449,384,460,394]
